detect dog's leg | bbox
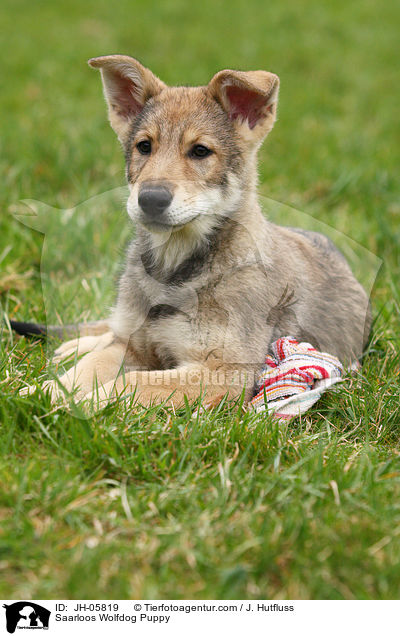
[45,340,129,403]
[83,364,252,409]
[53,331,115,362]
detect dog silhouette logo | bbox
[2,602,50,633]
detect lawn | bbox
[1,0,400,599]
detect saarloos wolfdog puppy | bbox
[17,55,371,408]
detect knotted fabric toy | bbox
[250,337,344,421]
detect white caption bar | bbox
[1,600,399,635]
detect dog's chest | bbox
[132,275,225,367]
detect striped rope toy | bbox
[250,337,344,421]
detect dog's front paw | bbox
[19,379,68,404]
[19,384,38,397]
[41,379,70,404]
[53,331,114,362]
[19,381,57,398]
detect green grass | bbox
[1,0,400,599]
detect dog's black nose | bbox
[138,185,173,217]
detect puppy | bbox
[18,56,371,408]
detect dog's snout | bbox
[138,184,173,217]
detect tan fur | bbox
[39,56,370,410]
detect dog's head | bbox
[89,55,279,236]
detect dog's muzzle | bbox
[138,183,173,219]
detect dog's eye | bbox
[136,140,152,155]
[190,144,213,159]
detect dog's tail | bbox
[8,319,110,340]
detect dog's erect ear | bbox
[208,69,279,143]
[88,55,166,144]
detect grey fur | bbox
[111,214,371,381]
